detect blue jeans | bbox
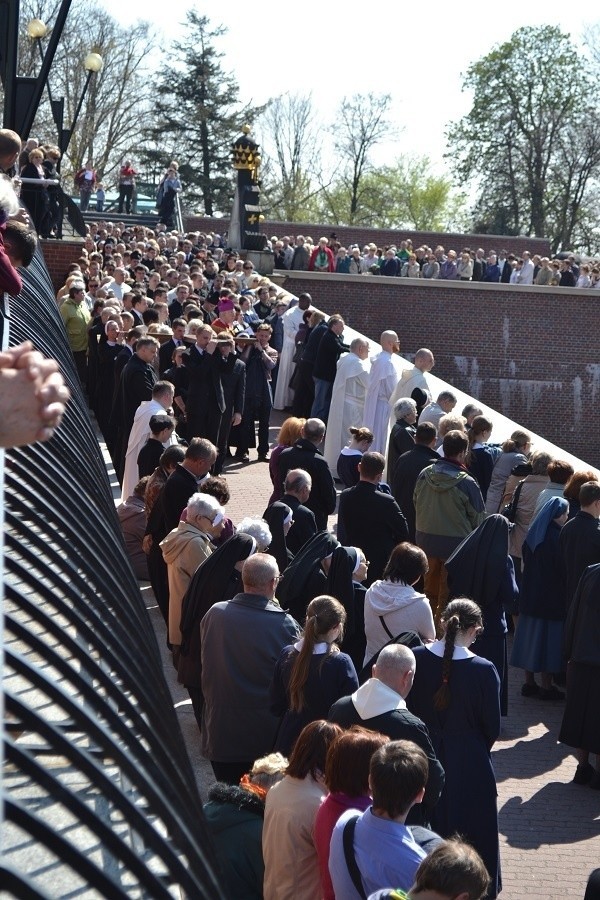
[311,378,333,423]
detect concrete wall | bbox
[184,216,551,259]
[278,271,600,468]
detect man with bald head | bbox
[389,348,434,418]
[200,553,300,784]
[328,643,444,825]
[363,330,403,454]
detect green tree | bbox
[318,157,466,231]
[447,25,600,251]
[143,11,263,216]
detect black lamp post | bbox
[0,0,72,138]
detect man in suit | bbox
[185,323,224,444]
[328,644,444,826]
[114,336,159,479]
[391,423,439,542]
[338,451,409,586]
[278,418,336,530]
[159,318,186,375]
[279,468,317,555]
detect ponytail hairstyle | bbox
[501,429,531,454]
[433,598,483,711]
[349,426,374,445]
[288,596,346,713]
[466,415,493,465]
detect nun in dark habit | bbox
[177,533,257,729]
[445,514,517,715]
[326,545,369,671]
[262,502,294,574]
[276,531,339,624]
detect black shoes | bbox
[573,763,594,785]
[257,453,270,462]
[538,686,565,701]
[521,682,540,697]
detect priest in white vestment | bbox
[121,382,178,500]
[273,293,312,409]
[388,347,435,421]
[323,337,371,476]
[362,331,403,455]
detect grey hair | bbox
[186,492,223,522]
[530,450,553,476]
[304,418,326,442]
[374,644,416,680]
[237,516,272,551]
[393,397,417,421]
[350,337,369,353]
[437,390,457,405]
[242,553,279,588]
[285,468,312,494]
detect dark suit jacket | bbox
[328,692,444,825]
[337,481,409,585]
[161,464,200,535]
[391,444,440,541]
[119,353,157,433]
[281,493,317,555]
[185,345,225,417]
[278,439,336,530]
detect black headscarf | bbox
[445,514,510,610]
[327,546,359,634]
[180,533,256,649]
[263,502,293,574]
[276,530,339,622]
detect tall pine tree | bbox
[144,12,263,215]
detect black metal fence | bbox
[1,248,222,897]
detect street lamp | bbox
[26,18,48,39]
[50,51,103,158]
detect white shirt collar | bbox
[427,639,474,659]
[351,678,406,719]
[294,639,329,654]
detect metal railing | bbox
[1,249,222,897]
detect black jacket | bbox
[161,464,201,535]
[391,444,440,541]
[338,481,409,585]
[281,493,317,555]
[159,338,182,375]
[185,345,225,415]
[278,439,336,531]
[559,511,600,606]
[387,421,416,485]
[313,329,350,383]
[118,353,157,432]
[328,693,444,826]
[563,563,600,666]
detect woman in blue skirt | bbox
[510,496,569,700]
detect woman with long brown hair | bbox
[408,598,502,898]
[270,595,358,756]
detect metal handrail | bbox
[1,247,223,896]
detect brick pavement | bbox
[133,411,600,900]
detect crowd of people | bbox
[275,233,596,289]
[3,122,600,898]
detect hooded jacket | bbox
[363,581,436,664]
[203,783,265,900]
[160,522,212,645]
[414,459,485,559]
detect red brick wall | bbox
[279,271,600,467]
[41,239,85,292]
[184,215,550,259]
